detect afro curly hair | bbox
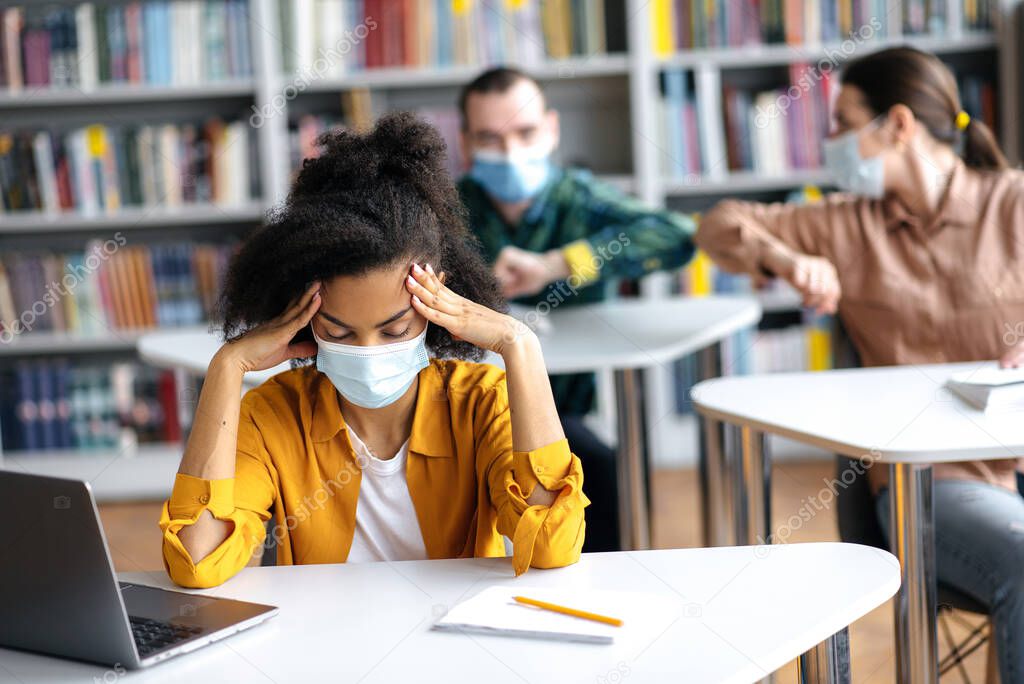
[219,111,506,361]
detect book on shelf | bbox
[660,64,996,181]
[0,359,183,452]
[0,241,233,339]
[653,0,889,51]
[660,63,833,179]
[288,92,466,180]
[0,1,252,94]
[957,73,997,133]
[671,273,833,414]
[277,0,616,77]
[903,0,994,34]
[0,118,256,215]
[651,0,994,55]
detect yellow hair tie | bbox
[955,110,971,131]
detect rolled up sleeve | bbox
[477,384,590,575]
[158,399,276,588]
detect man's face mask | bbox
[469,146,553,203]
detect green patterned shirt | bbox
[458,167,697,416]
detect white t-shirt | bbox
[345,424,428,563]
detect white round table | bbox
[692,362,1024,684]
[0,543,900,683]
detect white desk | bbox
[139,296,761,551]
[0,544,899,683]
[692,362,1024,684]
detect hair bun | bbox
[371,111,450,179]
[291,112,450,198]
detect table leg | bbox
[697,343,725,547]
[614,368,650,551]
[734,426,772,546]
[890,463,938,684]
[798,627,851,684]
[698,414,730,546]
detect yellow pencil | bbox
[512,596,624,627]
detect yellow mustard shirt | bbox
[159,359,589,588]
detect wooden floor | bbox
[100,460,991,681]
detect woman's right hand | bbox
[216,282,322,373]
[762,248,841,315]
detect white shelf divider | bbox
[656,30,996,69]
[299,53,630,92]
[0,79,256,108]
[252,0,292,206]
[0,201,265,233]
[664,168,835,196]
[0,330,145,356]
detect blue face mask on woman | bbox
[469,147,552,203]
[822,116,886,199]
[312,326,430,409]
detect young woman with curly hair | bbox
[159,112,589,589]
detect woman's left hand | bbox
[406,262,531,356]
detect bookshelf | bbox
[296,54,631,92]
[1,0,1020,489]
[0,330,143,356]
[0,201,265,233]
[0,79,257,107]
[655,29,998,68]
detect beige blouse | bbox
[696,159,1024,492]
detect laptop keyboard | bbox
[129,616,203,657]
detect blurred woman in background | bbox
[696,46,1024,681]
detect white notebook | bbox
[945,365,1024,412]
[432,585,652,644]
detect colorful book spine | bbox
[0,0,252,93]
[0,241,233,340]
[0,360,184,452]
[0,118,254,214]
[279,0,612,75]
[656,0,993,53]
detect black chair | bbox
[834,456,998,683]
[261,518,278,566]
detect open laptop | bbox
[0,470,278,669]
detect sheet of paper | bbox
[432,585,675,644]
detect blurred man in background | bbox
[457,67,697,552]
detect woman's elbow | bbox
[694,200,741,250]
[162,542,225,589]
[529,515,586,569]
[161,521,249,589]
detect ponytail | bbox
[961,118,1008,171]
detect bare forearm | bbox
[176,348,246,561]
[502,333,564,452]
[179,348,246,477]
[501,334,567,505]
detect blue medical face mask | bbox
[469,147,552,203]
[822,116,886,199]
[312,326,430,409]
